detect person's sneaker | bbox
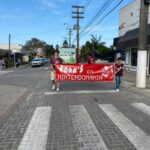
[56,88,60,92]
[116,89,120,92]
[52,84,55,90]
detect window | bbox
[125,50,130,65]
[131,48,138,66]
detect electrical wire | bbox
[72,0,115,44]
[80,0,124,39]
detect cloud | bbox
[52,10,61,15]
[0,14,36,22]
[84,25,117,33]
[58,0,66,3]
[40,0,57,9]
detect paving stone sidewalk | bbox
[123,71,150,98]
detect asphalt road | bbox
[0,64,150,150]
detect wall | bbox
[119,0,141,36]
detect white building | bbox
[0,43,29,63]
[0,43,22,53]
[116,0,150,75]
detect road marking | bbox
[18,107,51,150]
[44,67,49,70]
[45,90,116,95]
[25,93,33,101]
[132,103,150,116]
[99,104,150,150]
[70,105,108,150]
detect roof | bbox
[0,43,22,52]
[0,43,22,50]
[117,24,150,49]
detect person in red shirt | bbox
[77,56,81,64]
[115,57,124,92]
[50,50,62,92]
[87,53,95,64]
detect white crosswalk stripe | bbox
[18,107,51,150]
[16,103,150,150]
[70,105,108,150]
[99,104,150,150]
[132,103,150,116]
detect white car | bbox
[31,58,43,67]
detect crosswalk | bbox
[17,102,150,150]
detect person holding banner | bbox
[87,53,95,64]
[115,57,124,92]
[50,50,62,92]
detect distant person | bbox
[87,53,95,64]
[77,56,81,64]
[16,60,19,68]
[50,50,62,92]
[0,59,2,70]
[115,57,124,92]
[2,58,5,69]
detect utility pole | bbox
[64,23,73,48]
[72,5,84,57]
[136,0,149,88]
[8,33,11,59]
[68,29,73,48]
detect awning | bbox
[117,24,150,49]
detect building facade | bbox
[116,0,150,75]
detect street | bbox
[0,65,149,150]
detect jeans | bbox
[115,76,122,89]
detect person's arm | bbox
[50,59,55,72]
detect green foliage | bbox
[81,35,110,59]
[44,44,55,58]
[24,38,46,50]
[4,58,14,68]
[24,38,54,58]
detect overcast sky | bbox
[0,0,133,47]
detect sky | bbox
[0,0,133,48]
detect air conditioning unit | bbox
[144,0,150,5]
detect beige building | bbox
[116,0,150,75]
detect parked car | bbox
[31,58,44,67]
[43,58,49,64]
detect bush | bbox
[5,58,14,68]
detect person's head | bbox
[116,57,122,64]
[54,50,60,58]
[88,53,92,57]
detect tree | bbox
[24,38,46,50]
[24,38,54,58]
[44,44,55,58]
[81,35,110,59]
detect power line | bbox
[80,0,114,35]
[72,0,114,44]
[83,0,92,13]
[80,0,124,38]
[97,0,124,25]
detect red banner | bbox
[56,64,114,82]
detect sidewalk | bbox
[123,71,150,97]
[2,63,30,71]
[123,71,150,88]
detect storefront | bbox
[116,26,150,75]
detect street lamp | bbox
[64,23,74,48]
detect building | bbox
[116,0,150,75]
[63,40,69,48]
[0,43,30,63]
